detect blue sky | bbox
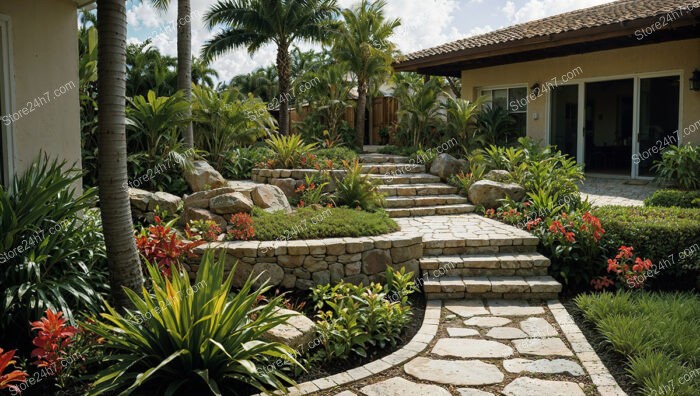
[125,0,611,82]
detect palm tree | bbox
[191,57,220,88]
[202,0,340,135]
[333,0,400,148]
[96,0,144,309]
[148,0,194,148]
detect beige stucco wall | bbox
[461,38,700,146]
[0,0,82,182]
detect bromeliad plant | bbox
[185,219,224,242]
[30,310,79,374]
[265,134,318,169]
[333,159,384,211]
[0,348,27,395]
[83,252,300,395]
[295,175,332,207]
[135,217,204,277]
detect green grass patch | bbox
[575,291,700,395]
[252,207,398,240]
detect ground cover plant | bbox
[575,291,700,395]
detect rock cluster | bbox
[128,188,182,222]
[468,179,526,209]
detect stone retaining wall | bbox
[188,234,422,290]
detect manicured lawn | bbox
[252,206,398,240]
[575,291,700,395]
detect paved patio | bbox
[579,176,659,207]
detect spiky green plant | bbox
[265,134,318,168]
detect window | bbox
[0,16,13,188]
[481,87,528,139]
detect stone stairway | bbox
[394,215,563,301]
[359,154,475,218]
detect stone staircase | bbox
[393,215,563,301]
[359,154,475,218]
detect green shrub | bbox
[315,147,358,165]
[575,291,700,395]
[409,146,439,169]
[333,160,385,211]
[223,146,272,179]
[252,207,398,240]
[265,134,318,169]
[594,206,700,282]
[84,252,300,395]
[644,189,700,208]
[651,144,700,190]
[309,267,417,362]
[0,157,108,342]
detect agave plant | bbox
[84,252,300,395]
[265,134,318,169]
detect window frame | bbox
[479,84,530,137]
[0,14,16,189]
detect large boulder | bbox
[184,187,238,209]
[251,185,292,213]
[263,308,317,353]
[430,153,467,180]
[129,188,154,211]
[468,180,526,209]
[271,178,298,198]
[148,191,182,214]
[183,206,226,227]
[184,160,227,192]
[484,169,512,183]
[209,192,254,215]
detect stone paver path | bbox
[580,176,658,206]
[320,299,610,396]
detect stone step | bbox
[385,203,476,218]
[377,183,459,197]
[421,235,540,256]
[384,195,469,208]
[360,163,425,175]
[369,173,442,185]
[420,252,551,277]
[423,275,562,300]
[359,153,411,164]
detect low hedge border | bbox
[644,189,700,208]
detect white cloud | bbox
[502,0,611,24]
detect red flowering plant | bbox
[294,174,332,207]
[483,203,528,226]
[185,219,224,242]
[226,212,255,241]
[30,309,78,375]
[135,216,204,277]
[0,348,27,395]
[592,245,654,290]
[528,210,606,289]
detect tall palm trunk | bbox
[177,0,194,148]
[276,44,291,135]
[354,78,368,148]
[97,0,144,309]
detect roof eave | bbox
[75,0,96,9]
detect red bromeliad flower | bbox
[227,212,255,241]
[0,348,27,394]
[30,310,78,373]
[135,217,204,277]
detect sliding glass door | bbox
[549,85,579,160]
[636,76,680,177]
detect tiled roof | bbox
[400,0,697,63]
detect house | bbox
[395,0,700,179]
[0,0,91,187]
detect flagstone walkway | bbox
[306,299,625,396]
[580,176,659,207]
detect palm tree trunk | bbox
[177,0,194,148]
[96,0,144,309]
[355,78,368,149]
[276,44,291,135]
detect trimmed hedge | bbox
[594,206,700,286]
[644,189,700,208]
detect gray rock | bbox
[183,187,237,209]
[457,389,494,396]
[184,160,227,192]
[486,326,528,339]
[432,338,513,358]
[404,357,503,386]
[263,307,316,353]
[183,207,226,227]
[487,300,545,316]
[484,169,511,183]
[512,338,574,357]
[360,377,451,396]
[148,191,182,214]
[210,192,254,214]
[330,263,345,282]
[520,317,559,338]
[129,188,153,211]
[445,300,489,317]
[467,180,526,209]
[312,270,331,285]
[227,258,253,289]
[271,178,298,198]
[251,262,285,288]
[503,358,585,376]
[464,316,512,328]
[391,244,422,263]
[251,185,292,213]
[430,153,466,180]
[446,327,480,337]
[502,377,585,396]
[362,249,392,275]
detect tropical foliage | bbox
[651,144,700,190]
[333,160,385,211]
